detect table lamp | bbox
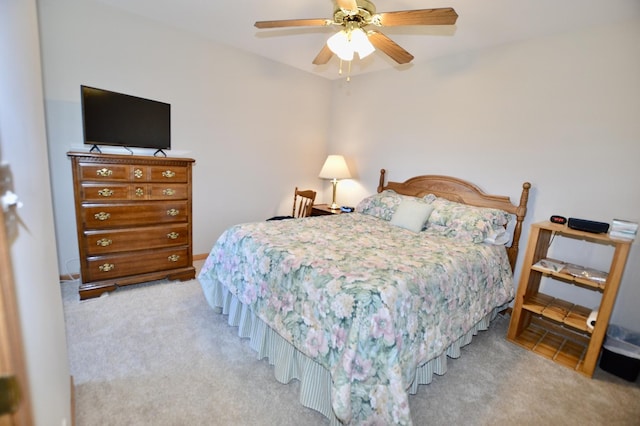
[318,155,351,210]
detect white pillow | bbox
[390,200,435,233]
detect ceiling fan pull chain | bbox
[337,59,353,82]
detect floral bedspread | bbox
[198,213,514,425]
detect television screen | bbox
[81,85,170,150]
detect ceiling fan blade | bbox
[255,18,330,29]
[368,30,414,64]
[336,0,358,12]
[312,44,334,65]
[377,8,458,26]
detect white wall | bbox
[0,1,71,424]
[327,19,640,329]
[38,0,332,269]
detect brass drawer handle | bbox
[135,187,144,197]
[167,209,179,217]
[98,188,114,197]
[94,212,111,221]
[134,168,143,179]
[168,254,180,262]
[96,168,113,177]
[167,232,179,239]
[96,238,112,247]
[162,188,176,196]
[162,170,176,178]
[99,263,115,272]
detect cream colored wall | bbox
[39,0,639,330]
[0,1,71,424]
[38,0,332,268]
[327,19,640,329]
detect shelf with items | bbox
[530,259,608,290]
[507,221,631,377]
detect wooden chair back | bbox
[292,187,316,218]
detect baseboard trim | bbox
[70,375,75,426]
[193,253,208,261]
[60,272,80,282]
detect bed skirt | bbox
[202,278,504,425]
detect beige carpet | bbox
[61,265,640,425]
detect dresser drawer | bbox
[79,162,130,181]
[82,201,188,229]
[79,163,189,183]
[81,183,188,201]
[84,246,190,282]
[148,183,188,200]
[81,183,131,201]
[85,223,189,255]
[148,165,188,182]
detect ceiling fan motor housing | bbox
[334,0,376,27]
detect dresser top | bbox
[67,151,195,164]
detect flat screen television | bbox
[81,85,170,151]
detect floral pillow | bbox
[424,197,511,243]
[356,190,434,221]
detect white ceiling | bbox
[95,0,640,80]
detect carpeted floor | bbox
[61,266,640,425]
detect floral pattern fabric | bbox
[355,190,512,243]
[425,197,512,243]
[355,190,435,221]
[198,213,514,425]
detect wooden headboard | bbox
[377,169,531,271]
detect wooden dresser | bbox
[67,152,196,299]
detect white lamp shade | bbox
[327,30,354,61]
[350,28,375,59]
[318,155,352,180]
[327,28,375,61]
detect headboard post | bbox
[377,169,387,193]
[507,182,531,271]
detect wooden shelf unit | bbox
[507,221,631,377]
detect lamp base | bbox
[330,180,339,211]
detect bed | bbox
[198,170,530,425]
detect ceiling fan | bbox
[254,0,458,68]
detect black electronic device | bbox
[567,217,610,234]
[550,215,567,225]
[81,85,171,151]
[340,206,354,213]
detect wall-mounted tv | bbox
[81,85,170,151]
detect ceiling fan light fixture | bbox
[255,2,460,78]
[327,30,354,61]
[350,28,375,59]
[327,27,375,61]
